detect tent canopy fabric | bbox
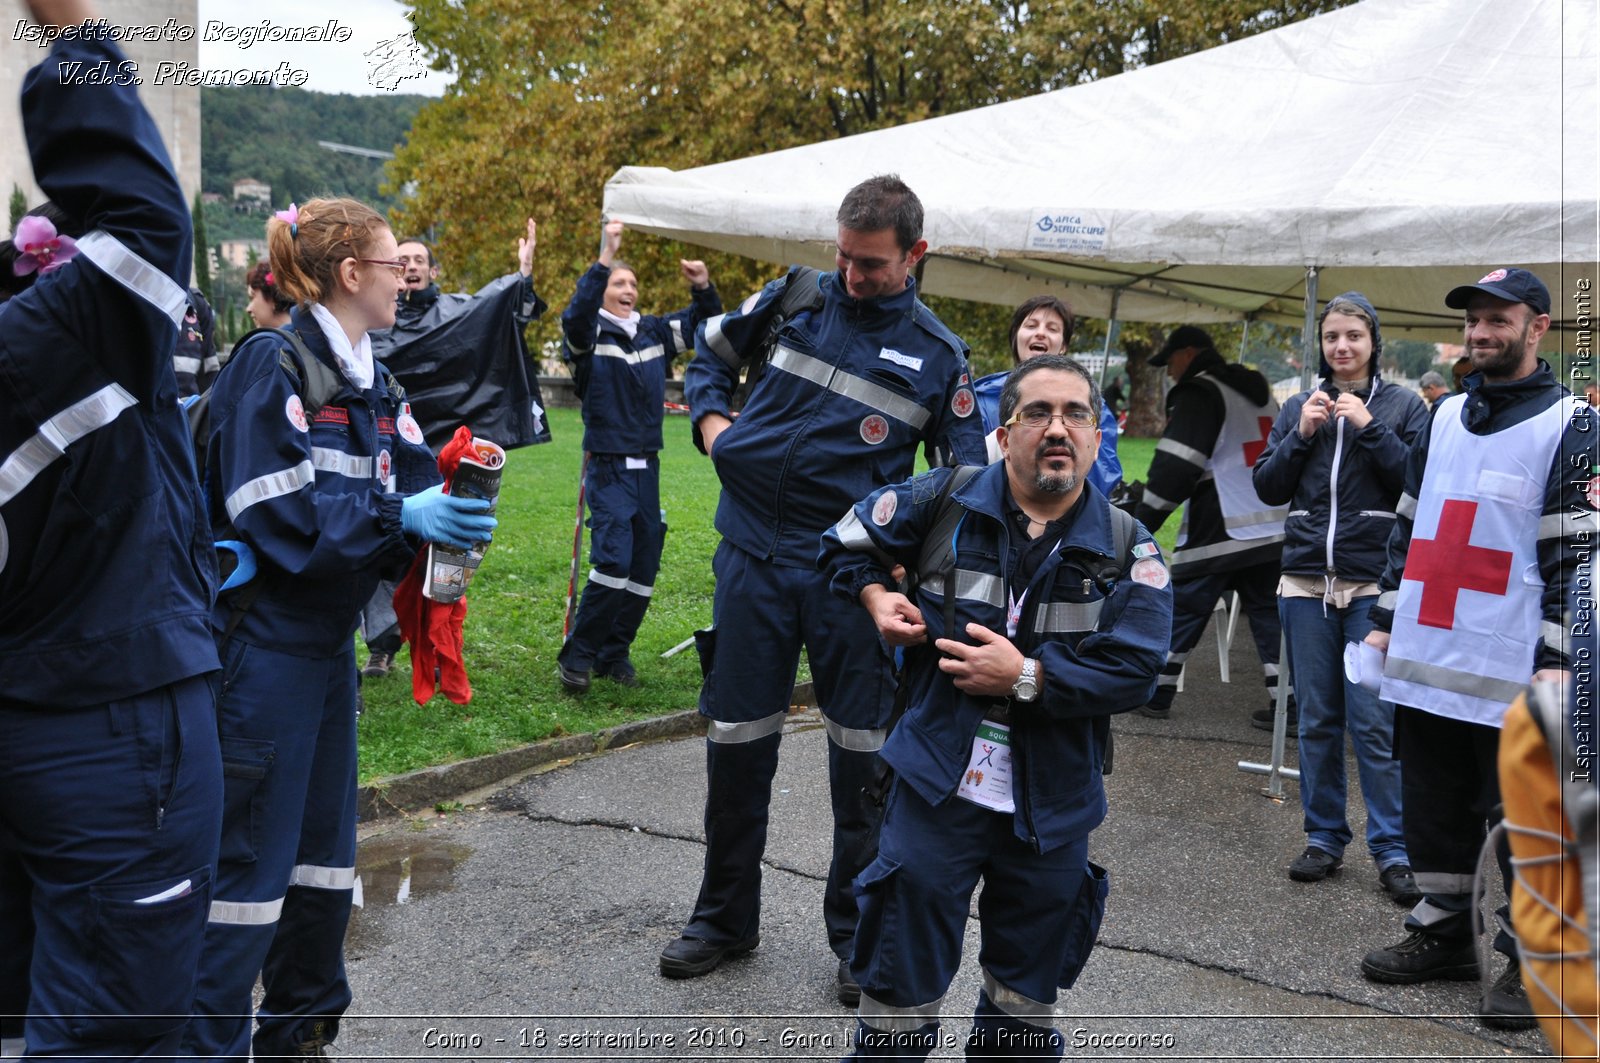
[604,0,1597,340]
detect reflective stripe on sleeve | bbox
[823,717,886,752]
[588,568,630,590]
[982,969,1053,1024]
[833,509,876,551]
[1384,656,1526,706]
[859,990,945,1033]
[770,345,931,430]
[1541,621,1568,653]
[921,569,1004,609]
[668,319,687,354]
[173,355,202,376]
[76,231,188,325]
[311,447,374,481]
[0,384,139,506]
[707,712,787,744]
[1539,510,1600,541]
[1396,492,1418,520]
[1139,488,1180,514]
[1154,437,1209,469]
[289,864,357,890]
[225,460,315,521]
[209,895,285,926]
[1033,601,1104,635]
[1377,590,1398,611]
[702,313,740,368]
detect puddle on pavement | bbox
[346,835,472,953]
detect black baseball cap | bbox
[1150,324,1214,367]
[1444,268,1551,316]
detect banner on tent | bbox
[1025,209,1109,256]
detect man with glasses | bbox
[820,354,1172,1057]
[1132,325,1288,727]
[358,221,551,681]
[670,175,985,1003]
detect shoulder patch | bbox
[952,387,976,418]
[872,491,898,526]
[286,394,309,433]
[1130,557,1170,589]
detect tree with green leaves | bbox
[391,0,1352,423]
[191,192,212,299]
[7,184,26,234]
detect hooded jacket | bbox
[1252,293,1431,583]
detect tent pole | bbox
[1299,266,1320,391]
[1238,317,1251,363]
[1097,290,1121,389]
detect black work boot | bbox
[1360,929,1479,984]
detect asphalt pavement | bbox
[336,612,1551,1062]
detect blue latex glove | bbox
[401,484,498,550]
[215,540,256,592]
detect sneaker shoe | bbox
[1251,701,1299,732]
[837,957,861,1008]
[1133,704,1170,720]
[361,651,392,679]
[1360,930,1479,984]
[1288,846,1342,882]
[1480,959,1538,1030]
[658,933,759,979]
[557,663,590,693]
[1378,864,1423,906]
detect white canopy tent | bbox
[604,0,1597,342]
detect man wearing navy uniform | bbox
[1360,268,1595,1031]
[666,175,986,1004]
[0,0,223,1056]
[820,355,1171,1057]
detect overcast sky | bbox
[196,0,453,97]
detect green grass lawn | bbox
[358,413,1167,783]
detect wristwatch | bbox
[1012,658,1040,702]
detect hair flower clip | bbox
[273,203,300,238]
[264,271,275,286]
[11,215,79,277]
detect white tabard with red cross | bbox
[1381,393,1580,726]
[1188,374,1286,545]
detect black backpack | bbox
[186,326,402,484]
[865,467,1139,804]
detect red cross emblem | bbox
[952,387,975,418]
[1404,499,1513,629]
[1242,416,1272,467]
[860,414,889,445]
[377,449,393,483]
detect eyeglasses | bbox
[359,258,407,276]
[1005,408,1098,430]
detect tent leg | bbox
[1238,631,1300,799]
[1298,266,1320,392]
[1097,290,1122,389]
[1238,317,1251,362]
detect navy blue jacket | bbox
[1252,375,1429,582]
[205,309,441,656]
[563,262,722,455]
[819,464,1172,852]
[0,35,218,707]
[687,269,986,567]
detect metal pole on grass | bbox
[563,452,589,641]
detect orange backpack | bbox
[1498,679,1600,1058]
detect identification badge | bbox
[956,721,1015,813]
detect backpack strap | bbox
[734,266,826,405]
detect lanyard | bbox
[1006,540,1063,638]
